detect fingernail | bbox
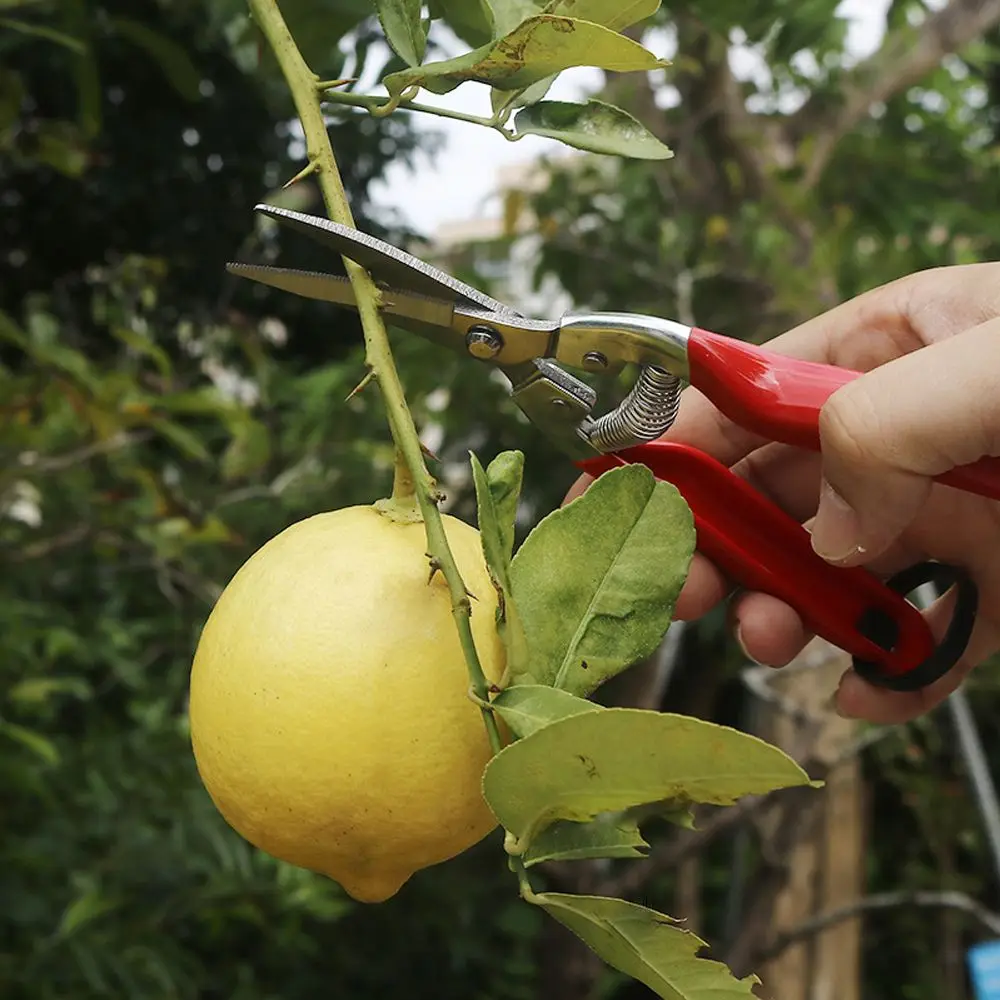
[735,623,763,666]
[811,479,866,564]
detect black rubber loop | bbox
[851,561,978,692]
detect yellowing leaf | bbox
[509,464,693,694]
[383,16,668,99]
[514,100,673,159]
[482,708,816,850]
[530,892,761,999]
[374,0,427,67]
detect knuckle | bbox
[818,382,886,469]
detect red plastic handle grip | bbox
[577,442,935,679]
[688,328,1000,501]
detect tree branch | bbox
[757,890,1000,965]
[798,0,1000,189]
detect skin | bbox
[566,264,1000,725]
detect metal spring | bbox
[586,365,681,453]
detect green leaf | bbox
[383,16,668,100]
[0,17,85,52]
[7,676,92,705]
[486,0,541,37]
[428,0,494,47]
[471,451,530,676]
[547,0,661,31]
[514,99,673,159]
[491,684,600,739]
[1,720,59,764]
[112,325,172,379]
[221,418,271,481]
[109,17,202,101]
[509,464,693,694]
[147,417,211,463]
[530,892,761,999]
[491,73,556,114]
[523,812,650,865]
[58,888,120,936]
[373,0,427,68]
[482,708,816,850]
[485,449,523,562]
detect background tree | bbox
[4,1,1000,999]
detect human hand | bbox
[566,264,1000,724]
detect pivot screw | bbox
[583,351,608,371]
[465,325,504,360]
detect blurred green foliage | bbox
[4,1,1000,998]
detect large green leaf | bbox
[513,99,673,158]
[373,0,426,67]
[530,893,761,999]
[483,708,816,850]
[508,464,693,694]
[383,15,668,99]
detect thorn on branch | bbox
[283,160,318,188]
[316,77,357,91]
[345,369,376,401]
[420,441,441,463]
[426,556,443,584]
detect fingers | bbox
[666,263,1000,471]
[811,320,1000,566]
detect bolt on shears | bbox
[228,204,1000,693]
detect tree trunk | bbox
[747,640,865,1000]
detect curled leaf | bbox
[529,892,761,999]
[514,99,673,159]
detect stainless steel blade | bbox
[226,263,456,329]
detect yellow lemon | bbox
[189,505,505,902]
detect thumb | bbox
[810,321,1000,565]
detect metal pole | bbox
[915,583,1000,894]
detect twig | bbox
[796,0,1000,189]
[757,890,1000,964]
[8,523,91,562]
[16,431,146,474]
[321,89,513,136]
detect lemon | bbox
[189,505,506,903]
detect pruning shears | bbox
[227,204,999,693]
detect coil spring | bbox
[586,365,681,453]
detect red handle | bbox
[577,442,935,679]
[688,328,1000,501]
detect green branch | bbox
[247,0,504,755]
[319,86,517,140]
